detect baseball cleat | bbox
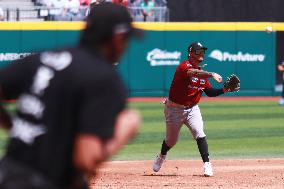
[152,153,166,172]
[203,162,213,177]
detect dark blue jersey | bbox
[0,46,126,188]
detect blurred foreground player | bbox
[0,3,142,189]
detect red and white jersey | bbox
[169,60,211,107]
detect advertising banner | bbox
[0,22,281,96]
[122,29,276,96]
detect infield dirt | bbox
[90,159,284,189]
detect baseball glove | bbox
[224,74,240,92]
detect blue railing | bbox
[0,6,169,22]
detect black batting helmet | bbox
[188,42,208,54]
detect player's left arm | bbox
[203,76,228,97]
[203,88,225,97]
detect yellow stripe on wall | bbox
[133,22,284,31]
[0,21,284,31]
[0,21,86,30]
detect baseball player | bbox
[277,61,284,105]
[152,42,239,177]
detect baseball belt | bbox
[166,99,194,109]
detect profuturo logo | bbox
[147,48,181,66]
[209,49,265,62]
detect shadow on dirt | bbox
[192,174,206,177]
[142,173,178,177]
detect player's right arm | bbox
[187,69,223,83]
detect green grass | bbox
[112,101,284,160]
[1,101,284,161]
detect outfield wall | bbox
[0,22,283,96]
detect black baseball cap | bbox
[81,2,143,46]
[188,42,208,53]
